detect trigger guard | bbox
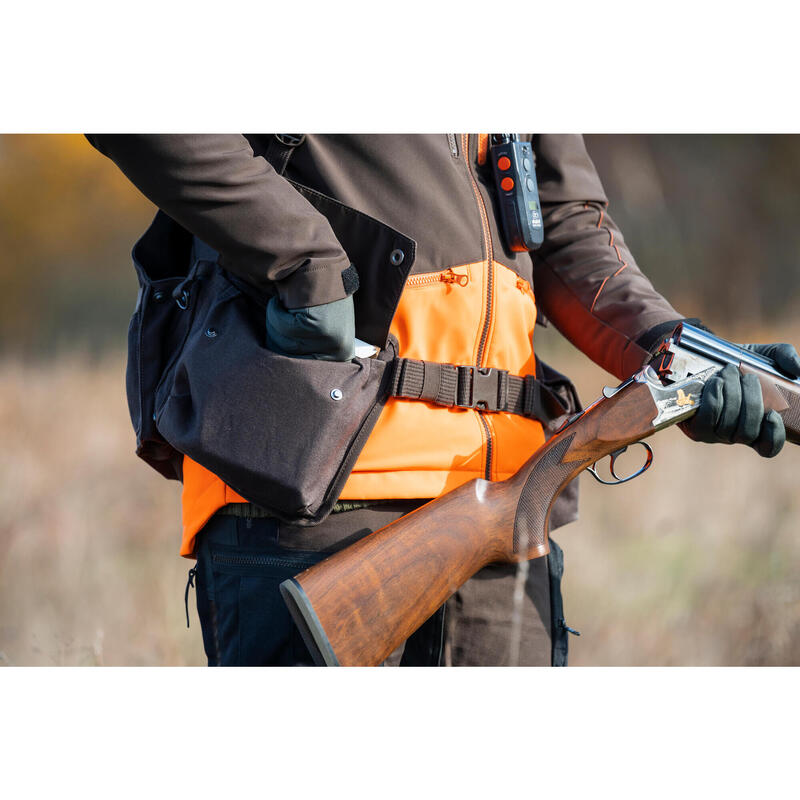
[588,441,654,486]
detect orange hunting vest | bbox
[179,258,545,556]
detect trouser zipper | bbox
[211,552,315,570]
[184,566,197,628]
[462,133,496,480]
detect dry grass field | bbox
[1,326,799,666]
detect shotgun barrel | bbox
[655,323,800,443]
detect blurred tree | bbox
[0,135,154,355]
[584,134,800,338]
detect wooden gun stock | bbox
[280,372,671,666]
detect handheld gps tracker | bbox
[489,134,544,251]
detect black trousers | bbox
[192,503,571,666]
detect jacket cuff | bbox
[616,317,687,379]
[622,317,712,378]
[274,255,355,309]
[634,317,710,359]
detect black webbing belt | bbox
[390,358,569,421]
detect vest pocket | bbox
[127,192,413,491]
[154,265,394,525]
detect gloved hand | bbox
[266,294,355,361]
[742,342,800,376]
[680,342,800,458]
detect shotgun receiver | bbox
[280,323,800,666]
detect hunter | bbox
[88,134,800,666]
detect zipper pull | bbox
[447,133,459,158]
[442,268,469,287]
[516,276,534,298]
[184,567,197,628]
[559,618,581,636]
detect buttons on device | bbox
[497,155,511,171]
[501,176,515,192]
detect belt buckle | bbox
[275,133,306,147]
[463,366,501,411]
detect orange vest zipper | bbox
[404,267,470,288]
[462,134,496,480]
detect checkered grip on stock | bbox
[513,433,583,554]
[778,385,800,434]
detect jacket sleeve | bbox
[532,134,686,381]
[86,134,352,309]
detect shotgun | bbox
[279,323,800,666]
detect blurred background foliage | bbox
[585,135,800,333]
[1,134,799,666]
[0,135,151,355]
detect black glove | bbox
[680,342,800,458]
[266,294,355,361]
[742,342,800,377]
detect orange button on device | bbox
[497,155,511,171]
[501,176,514,192]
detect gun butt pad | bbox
[279,578,340,666]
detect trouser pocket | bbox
[194,518,328,666]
